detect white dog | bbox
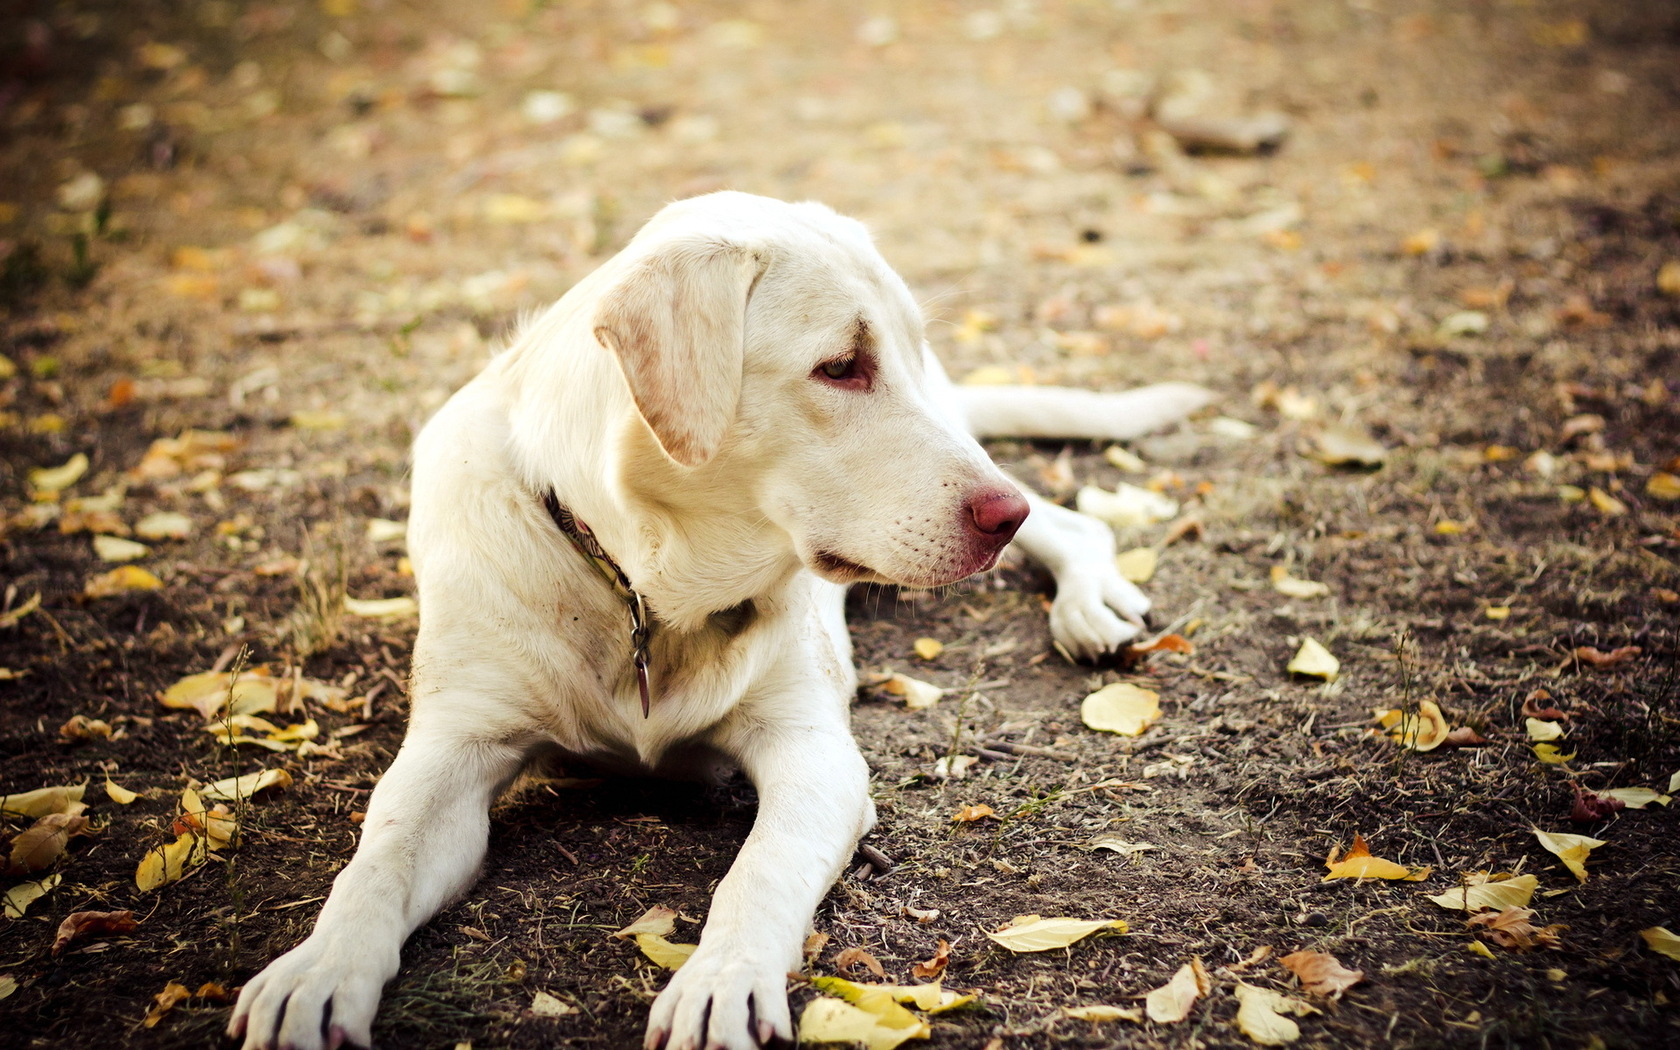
[229,192,1208,1050]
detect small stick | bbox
[857,843,895,873]
[982,740,1079,762]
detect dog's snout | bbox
[965,486,1029,543]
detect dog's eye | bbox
[818,355,856,381]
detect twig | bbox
[857,843,895,873]
[982,740,1078,762]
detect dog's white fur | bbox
[229,193,1209,1050]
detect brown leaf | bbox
[911,939,951,980]
[7,809,90,874]
[53,910,139,956]
[143,981,192,1028]
[1570,787,1625,823]
[952,804,996,823]
[1279,949,1364,997]
[57,715,113,742]
[835,946,886,979]
[1440,726,1491,747]
[1467,907,1564,950]
[1521,690,1569,722]
[1574,645,1641,670]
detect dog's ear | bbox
[593,239,762,468]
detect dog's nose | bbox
[966,486,1029,543]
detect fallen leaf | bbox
[1466,940,1495,959]
[1279,950,1363,997]
[93,535,149,562]
[1533,829,1605,883]
[1574,645,1640,670]
[1587,487,1626,516]
[1373,700,1450,751]
[1270,565,1330,598]
[1074,484,1178,528]
[530,989,578,1017]
[1324,834,1430,881]
[1144,958,1210,1024]
[952,804,996,823]
[1314,424,1387,467]
[1440,726,1491,747]
[1533,743,1576,765]
[879,672,944,710]
[1114,547,1158,583]
[1426,873,1539,913]
[344,595,418,618]
[105,778,139,804]
[1522,691,1569,721]
[1287,637,1339,681]
[1081,683,1161,736]
[1647,473,1680,500]
[1127,633,1194,657]
[7,809,91,873]
[1063,1005,1143,1023]
[84,565,164,597]
[635,933,696,971]
[1467,907,1563,950]
[52,910,138,955]
[135,831,206,891]
[58,715,111,741]
[2,873,61,917]
[912,637,943,661]
[985,915,1127,953]
[836,947,887,978]
[1104,445,1147,472]
[159,669,280,719]
[1088,834,1159,857]
[143,981,191,1028]
[911,940,950,980]
[610,904,677,940]
[29,453,89,495]
[1599,788,1670,809]
[0,592,42,629]
[1640,927,1680,962]
[0,975,15,1000]
[1525,718,1565,742]
[1,783,86,819]
[797,995,929,1050]
[1570,787,1624,823]
[202,714,320,751]
[134,512,195,540]
[1234,982,1316,1045]
[200,768,293,802]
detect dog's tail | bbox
[956,382,1213,442]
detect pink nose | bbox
[966,486,1029,543]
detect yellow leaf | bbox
[879,672,944,710]
[635,933,696,971]
[1525,718,1565,742]
[84,565,163,597]
[1587,486,1626,516]
[530,989,577,1016]
[1324,834,1431,881]
[1640,927,1680,962]
[1600,788,1669,809]
[1063,1005,1143,1023]
[1373,700,1450,751]
[1269,565,1329,598]
[1485,605,1511,620]
[29,453,89,495]
[3,873,62,918]
[1144,958,1210,1024]
[1466,940,1495,959]
[1114,547,1158,584]
[1647,473,1680,500]
[797,996,929,1050]
[1103,445,1146,472]
[344,595,417,619]
[610,904,677,940]
[984,915,1127,953]
[809,975,971,1016]
[135,831,205,891]
[1075,484,1178,528]
[1080,683,1161,736]
[1532,744,1575,765]
[105,777,139,805]
[1426,873,1539,913]
[160,670,280,719]
[1287,637,1339,680]
[912,637,943,661]
[200,768,293,802]
[1533,829,1604,883]
[135,511,194,540]
[94,535,149,562]
[1434,519,1468,535]
[1234,983,1315,1045]
[1,783,87,819]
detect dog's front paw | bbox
[1049,567,1151,661]
[228,935,395,1050]
[645,943,793,1050]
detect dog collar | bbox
[541,490,653,718]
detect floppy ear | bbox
[592,239,762,468]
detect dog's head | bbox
[593,192,1026,591]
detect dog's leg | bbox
[1009,490,1152,660]
[229,729,525,1050]
[646,714,873,1050]
[954,382,1212,442]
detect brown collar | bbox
[540,490,653,718]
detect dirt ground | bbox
[3,1,1679,1048]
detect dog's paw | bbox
[645,944,792,1050]
[228,935,394,1050]
[1048,567,1151,661]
